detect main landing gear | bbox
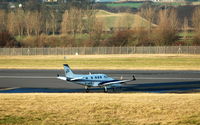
[85,86,89,93]
[85,86,115,93]
[104,86,108,93]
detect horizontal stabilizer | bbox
[57,76,66,81]
[70,77,84,81]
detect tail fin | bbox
[63,64,74,77]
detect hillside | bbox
[96,10,156,30]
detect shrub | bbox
[20,34,75,47]
[0,32,20,47]
[193,32,200,45]
[103,30,134,46]
[131,28,154,46]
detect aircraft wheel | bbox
[112,87,115,92]
[104,87,108,93]
[85,86,89,93]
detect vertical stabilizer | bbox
[63,64,74,77]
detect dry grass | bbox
[0,54,200,70]
[0,93,200,125]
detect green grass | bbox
[106,3,143,8]
[154,2,187,6]
[96,10,154,29]
[178,32,194,37]
[0,93,200,125]
[0,54,200,70]
[0,115,26,124]
[105,2,187,8]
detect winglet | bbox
[133,75,136,80]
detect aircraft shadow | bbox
[0,81,200,93]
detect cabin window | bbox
[91,77,93,79]
[95,76,97,79]
[86,77,88,79]
[100,76,102,79]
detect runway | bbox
[0,69,200,93]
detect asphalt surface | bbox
[0,69,200,93]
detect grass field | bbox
[106,2,188,8]
[0,93,200,125]
[96,10,154,30]
[0,54,200,70]
[106,2,143,8]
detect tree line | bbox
[0,6,200,47]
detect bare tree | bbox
[183,17,189,42]
[130,11,153,46]
[192,7,200,32]
[192,7,200,45]
[139,7,155,33]
[24,11,35,36]
[61,10,70,34]
[92,19,105,46]
[32,11,42,36]
[61,8,84,38]
[24,11,31,36]
[16,9,25,36]
[50,11,58,35]
[7,10,26,36]
[7,11,17,35]
[83,8,96,39]
[153,9,179,45]
[0,10,6,32]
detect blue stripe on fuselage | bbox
[98,80,120,85]
[67,78,120,85]
[67,78,106,82]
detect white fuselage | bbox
[68,74,122,87]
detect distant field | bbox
[104,1,198,9]
[106,2,143,8]
[0,54,200,70]
[106,2,189,8]
[96,10,155,30]
[0,93,200,125]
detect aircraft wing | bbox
[100,75,136,86]
[101,79,133,86]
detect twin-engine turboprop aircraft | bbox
[57,64,136,92]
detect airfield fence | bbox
[0,46,200,55]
